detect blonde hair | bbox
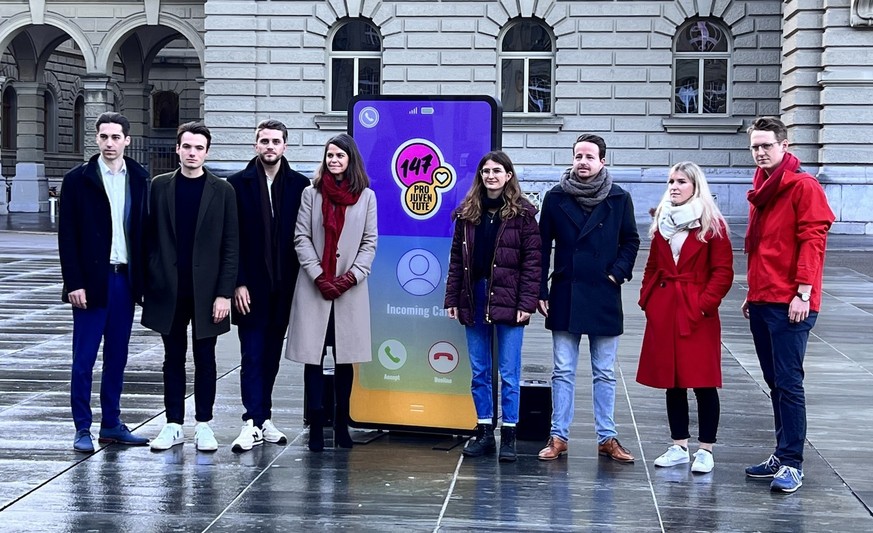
[649,161,728,242]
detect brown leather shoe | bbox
[598,437,635,463]
[537,436,568,461]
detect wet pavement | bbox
[0,215,872,532]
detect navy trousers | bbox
[71,271,134,431]
[238,291,291,427]
[749,303,817,469]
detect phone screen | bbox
[349,96,501,432]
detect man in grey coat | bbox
[536,134,640,463]
[142,122,239,452]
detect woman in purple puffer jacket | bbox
[444,150,542,463]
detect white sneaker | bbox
[262,419,288,444]
[194,422,218,452]
[654,444,690,467]
[691,449,714,473]
[151,423,184,451]
[231,420,263,453]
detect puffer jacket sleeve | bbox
[444,216,465,309]
[517,208,542,313]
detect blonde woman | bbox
[636,161,734,473]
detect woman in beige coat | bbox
[285,133,377,452]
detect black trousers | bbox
[161,297,217,424]
[303,308,352,424]
[665,387,720,444]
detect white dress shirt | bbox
[98,157,129,265]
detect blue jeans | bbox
[550,331,620,444]
[749,303,817,469]
[71,271,134,431]
[465,279,523,424]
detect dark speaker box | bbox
[516,379,551,441]
[303,366,334,426]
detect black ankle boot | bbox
[333,364,354,448]
[334,415,353,449]
[499,426,517,463]
[308,409,324,452]
[463,424,496,457]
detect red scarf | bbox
[745,152,801,253]
[320,174,361,278]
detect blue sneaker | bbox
[98,423,149,446]
[73,429,95,453]
[745,454,780,478]
[770,465,803,493]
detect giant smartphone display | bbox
[349,95,501,433]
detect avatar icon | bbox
[396,248,442,296]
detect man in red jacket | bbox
[741,116,834,493]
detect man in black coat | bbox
[227,119,310,452]
[142,122,239,453]
[58,112,150,452]
[536,134,640,463]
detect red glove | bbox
[333,271,357,296]
[315,274,341,300]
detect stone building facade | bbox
[1,0,871,233]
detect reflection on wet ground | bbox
[0,232,871,531]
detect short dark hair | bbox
[747,116,788,142]
[574,133,607,160]
[176,121,212,150]
[256,119,288,142]
[95,112,130,137]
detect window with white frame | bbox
[330,19,382,112]
[499,18,554,114]
[673,19,731,115]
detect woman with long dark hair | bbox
[285,133,377,452]
[444,150,541,462]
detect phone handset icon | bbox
[378,340,407,370]
[428,341,459,374]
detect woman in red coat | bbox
[636,161,733,474]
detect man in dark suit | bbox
[536,134,640,463]
[142,122,239,452]
[227,120,310,452]
[58,112,151,452]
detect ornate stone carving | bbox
[851,0,873,27]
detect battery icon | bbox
[420,107,435,115]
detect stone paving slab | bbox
[0,232,870,532]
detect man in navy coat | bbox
[58,112,150,452]
[536,134,640,462]
[227,119,310,452]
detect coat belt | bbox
[653,270,702,337]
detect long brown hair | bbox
[454,150,525,224]
[313,133,370,195]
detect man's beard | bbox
[259,153,280,167]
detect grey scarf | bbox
[560,167,613,211]
[657,198,703,240]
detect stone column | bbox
[195,76,205,119]
[817,0,873,234]
[9,81,48,213]
[780,0,824,167]
[118,82,153,139]
[0,75,6,215]
[82,76,115,159]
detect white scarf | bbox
[658,198,703,240]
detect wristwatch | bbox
[796,291,811,302]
